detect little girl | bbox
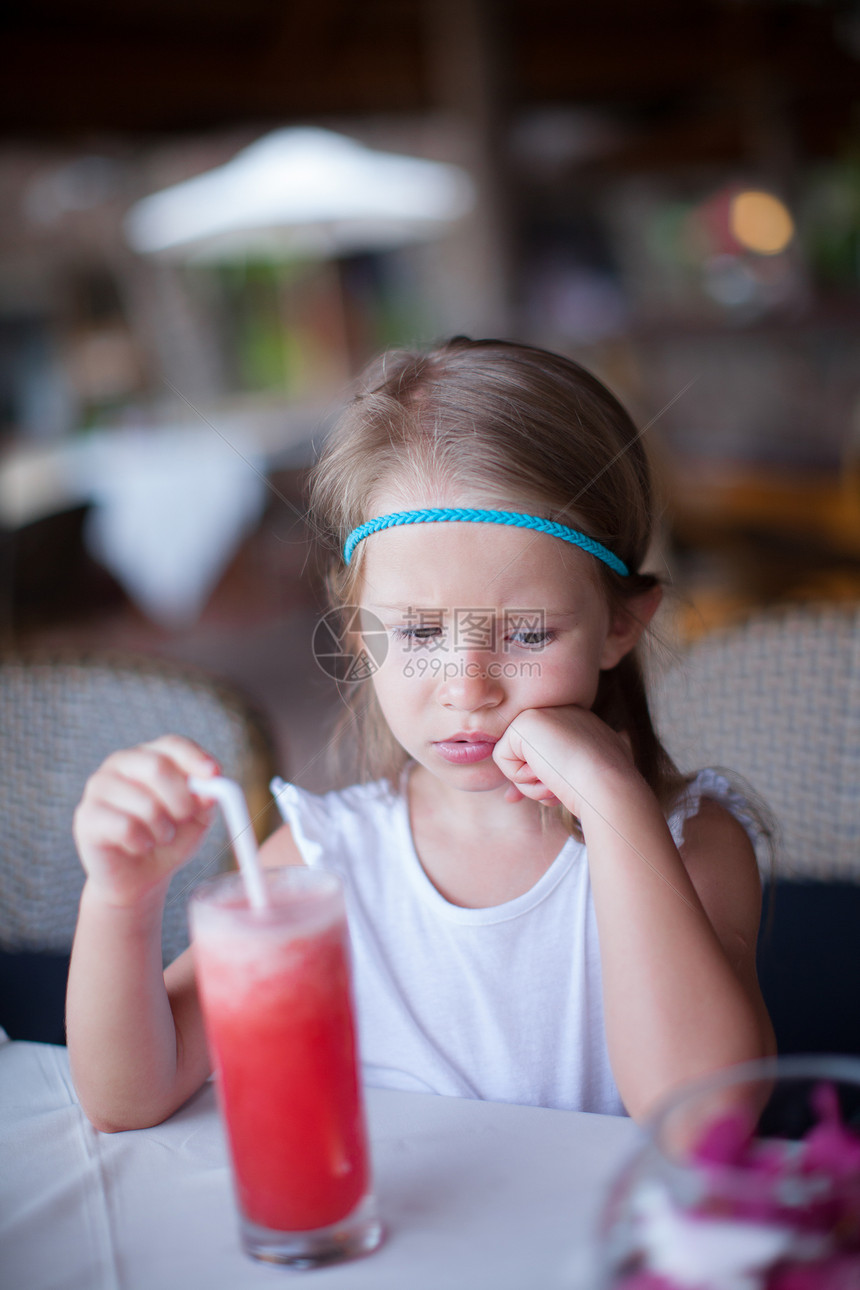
[68,337,775,1132]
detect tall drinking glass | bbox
[189,866,383,1267]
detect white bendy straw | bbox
[188,775,268,911]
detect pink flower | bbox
[692,1111,755,1168]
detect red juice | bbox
[190,868,382,1265]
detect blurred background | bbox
[1,0,859,788]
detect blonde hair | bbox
[309,336,684,812]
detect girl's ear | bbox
[599,584,663,671]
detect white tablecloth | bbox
[0,1038,642,1290]
[0,402,320,628]
[80,426,267,629]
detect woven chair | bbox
[0,651,278,1041]
[650,602,860,1054]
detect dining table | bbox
[0,1033,643,1290]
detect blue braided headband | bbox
[343,508,630,576]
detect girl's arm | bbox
[67,736,303,1132]
[494,708,775,1124]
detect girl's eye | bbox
[391,626,442,643]
[507,629,555,649]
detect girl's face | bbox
[358,491,652,797]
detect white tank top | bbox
[271,767,756,1116]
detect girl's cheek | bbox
[523,654,566,693]
[529,656,595,706]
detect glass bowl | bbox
[598,1055,860,1290]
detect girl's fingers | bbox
[496,747,542,788]
[139,735,220,778]
[75,742,220,878]
[73,739,220,905]
[535,790,562,806]
[96,744,216,823]
[140,739,221,817]
[491,738,524,780]
[96,774,182,841]
[512,781,560,805]
[79,799,164,857]
[495,737,562,804]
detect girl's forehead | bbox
[358,516,604,611]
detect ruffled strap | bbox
[269,775,400,871]
[667,768,763,855]
[269,777,330,867]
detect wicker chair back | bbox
[651,603,860,880]
[0,652,277,966]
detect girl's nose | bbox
[437,651,504,711]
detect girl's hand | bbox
[493,706,638,817]
[73,735,221,909]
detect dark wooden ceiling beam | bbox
[0,31,429,134]
[514,2,856,104]
[0,0,854,153]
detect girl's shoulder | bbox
[666,767,770,862]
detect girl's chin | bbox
[421,757,508,790]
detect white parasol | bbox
[124,127,474,261]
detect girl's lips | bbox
[433,737,498,765]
